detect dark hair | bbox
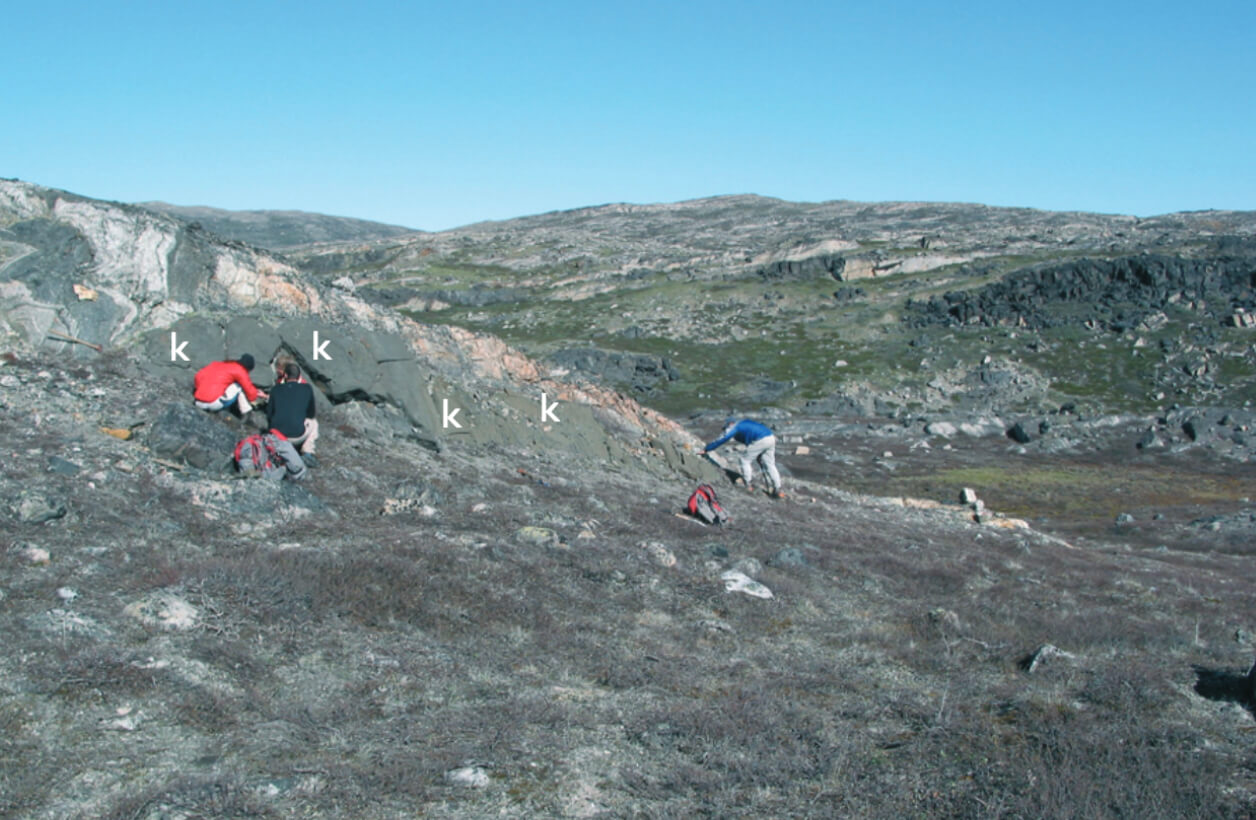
[238,353,255,371]
[282,362,301,380]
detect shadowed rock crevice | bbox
[1191,657,1256,719]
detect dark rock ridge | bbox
[549,348,681,396]
[907,250,1256,330]
[138,201,420,250]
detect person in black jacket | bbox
[266,360,319,464]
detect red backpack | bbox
[234,432,281,473]
[687,484,729,525]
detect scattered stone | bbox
[925,421,958,438]
[721,570,773,599]
[1116,513,1135,525]
[56,587,78,602]
[11,491,67,523]
[959,487,979,505]
[731,557,762,578]
[1007,421,1033,444]
[1182,417,1202,442]
[1018,643,1074,674]
[123,593,199,631]
[697,618,735,636]
[515,526,559,548]
[928,608,961,633]
[641,541,677,568]
[380,481,442,516]
[1225,311,1256,328]
[47,456,81,475]
[958,418,1006,437]
[708,544,729,558]
[18,545,50,564]
[446,766,490,788]
[766,547,808,568]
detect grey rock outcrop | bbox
[907,251,1256,331]
[0,180,719,479]
[550,348,681,396]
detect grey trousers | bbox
[740,435,781,491]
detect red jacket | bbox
[194,360,260,403]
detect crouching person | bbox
[233,429,308,481]
[194,354,267,415]
[267,360,318,466]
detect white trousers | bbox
[286,418,319,453]
[739,435,781,491]
[194,382,252,414]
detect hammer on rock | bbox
[46,329,103,352]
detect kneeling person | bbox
[266,361,319,462]
[194,354,267,415]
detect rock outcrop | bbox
[0,180,716,476]
[906,251,1256,330]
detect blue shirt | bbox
[705,419,773,451]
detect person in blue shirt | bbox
[702,418,784,498]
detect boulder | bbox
[1007,421,1033,444]
[146,401,240,472]
[766,547,808,569]
[550,348,680,396]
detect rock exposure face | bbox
[138,201,420,250]
[907,248,1256,331]
[0,179,710,468]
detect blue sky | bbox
[5,1,1253,230]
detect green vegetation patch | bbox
[840,460,1252,526]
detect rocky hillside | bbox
[277,196,1256,422]
[2,180,1255,817]
[138,202,419,250]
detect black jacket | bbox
[266,381,316,438]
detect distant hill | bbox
[138,201,420,250]
[287,194,1256,418]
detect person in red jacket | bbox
[193,354,268,415]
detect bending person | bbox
[702,417,784,499]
